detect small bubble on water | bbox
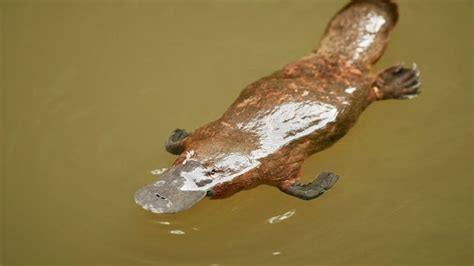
[150,168,167,175]
[272,251,281,255]
[169,230,185,235]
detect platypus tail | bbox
[317,0,398,66]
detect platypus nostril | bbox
[155,193,167,200]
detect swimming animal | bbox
[135,0,421,214]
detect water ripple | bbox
[267,209,296,224]
[169,230,185,235]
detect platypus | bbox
[135,0,421,214]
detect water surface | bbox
[1,0,472,265]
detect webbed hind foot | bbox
[165,128,189,155]
[280,172,339,200]
[373,63,421,100]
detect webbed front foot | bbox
[165,128,189,155]
[373,63,421,100]
[280,172,339,200]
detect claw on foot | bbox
[280,172,339,200]
[165,128,189,155]
[374,63,422,100]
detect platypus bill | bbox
[135,0,421,214]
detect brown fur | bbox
[173,0,399,198]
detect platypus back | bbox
[317,0,398,66]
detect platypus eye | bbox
[206,168,222,176]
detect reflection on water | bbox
[169,230,186,235]
[2,1,472,265]
[267,209,296,224]
[155,221,170,225]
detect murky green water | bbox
[1,0,472,265]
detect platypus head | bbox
[134,160,209,214]
[134,148,260,214]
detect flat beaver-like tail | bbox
[317,0,398,66]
